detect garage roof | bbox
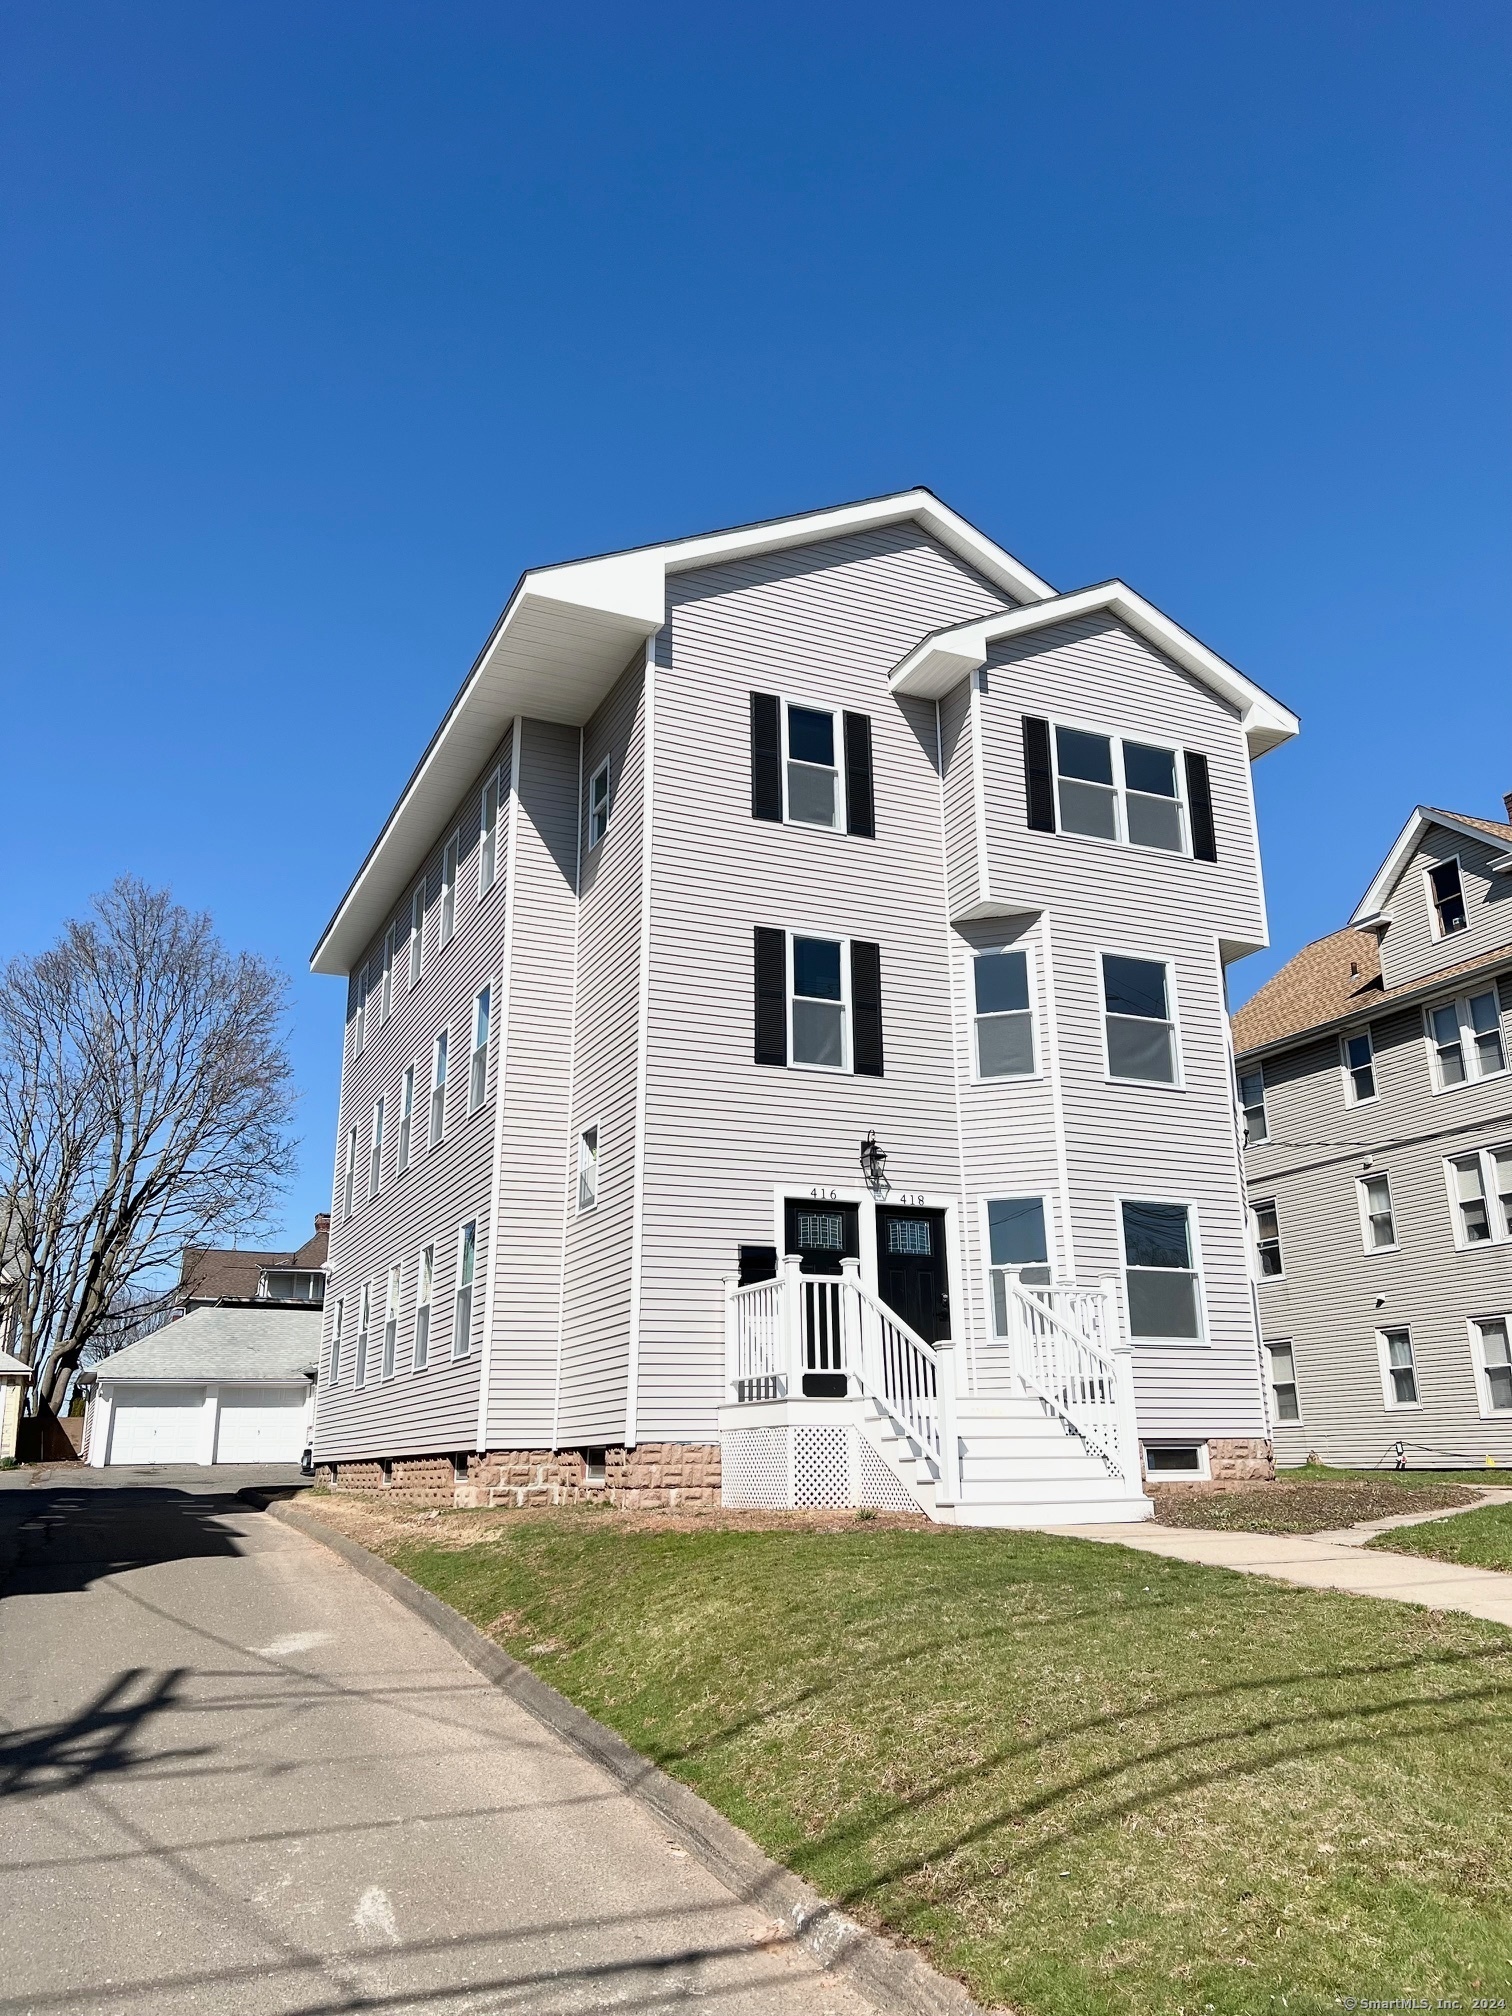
[93,1306,322,1384]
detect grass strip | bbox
[1368,1501,1512,1573]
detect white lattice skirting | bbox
[721,1422,917,1511]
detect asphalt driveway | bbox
[0,1474,874,2016]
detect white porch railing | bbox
[987,1275,1139,1479]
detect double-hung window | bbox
[353,967,368,1056]
[1452,1156,1493,1244]
[1473,1317,1512,1414]
[440,834,459,947]
[381,1264,400,1379]
[1253,1199,1283,1276]
[1343,1029,1375,1103]
[452,1221,476,1359]
[749,694,875,836]
[1238,1067,1267,1144]
[1430,988,1507,1089]
[792,937,847,1068]
[1449,1146,1512,1246]
[785,705,842,828]
[1360,1172,1397,1251]
[429,1031,449,1147]
[413,1245,433,1371]
[1267,1341,1300,1422]
[380,926,395,1023]
[973,951,1034,1078]
[480,769,503,895]
[354,1281,372,1388]
[408,883,425,988]
[577,1125,599,1212]
[1102,955,1178,1084]
[588,759,611,847]
[1055,727,1118,840]
[1054,728,1186,853]
[1428,858,1467,937]
[397,1064,415,1174]
[753,929,883,1076]
[1379,1327,1418,1407]
[469,987,490,1113]
[1121,1201,1202,1340]
[329,1298,344,1386]
[368,1097,384,1201]
[341,1127,357,1222]
[987,1197,1051,1336]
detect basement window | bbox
[1143,1443,1208,1478]
[581,1448,607,1486]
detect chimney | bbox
[314,1213,330,1234]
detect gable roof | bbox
[92,1305,322,1383]
[1350,806,1512,926]
[888,581,1300,760]
[310,489,1057,976]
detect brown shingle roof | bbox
[1234,931,1512,1057]
[1423,806,1512,848]
[179,1215,329,1302]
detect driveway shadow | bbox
[0,1485,255,1600]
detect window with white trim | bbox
[1448,1145,1512,1246]
[329,1297,344,1385]
[480,768,503,894]
[1143,1444,1207,1477]
[368,1097,384,1201]
[408,883,425,988]
[1359,1172,1396,1251]
[1343,1029,1375,1104]
[341,1127,357,1222]
[1253,1198,1282,1276]
[588,758,611,848]
[1429,988,1507,1089]
[1121,1200,1202,1340]
[1054,726,1187,853]
[1379,1327,1418,1407]
[380,926,395,1023]
[973,951,1034,1078]
[469,986,490,1113]
[1473,1316,1512,1414]
[381,1263,400,1379]
[429,1030,448,1147]
[397,1064,415,1174]
[452,1220,476,1359]
[354,1280,372,1388]
[413,1244,433,1371]
[1238,1068,1267,1144]
[791,937,848,1070]
[987,1197,1051,1336]
[784,703,843,830]
[577,1125,599,1213]
[1102,955,1178,1084]
[353,965,368,1057]
[440,833,459,947]
[1267,1341,1300,1422]
[1428,857,1467,937]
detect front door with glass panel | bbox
[875,1207,950,1343]
[782,1200,859,1396]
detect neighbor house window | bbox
[368,1097,384,1200]
[1473,1317,1512,1413]
[785,703,842,829]
[791,936,848,1070]
[341,1127,357,1222]
[480,768,502,894]
[1429,858,1467,937]
[381,1263,400,1379]
[380,926,395,1023]
[440,833,459,946]
[469,986,490,1112]
[413,1245,433,1371]
[1054,727,1186,853]
[577,1125,599,1213]
[329,1298,344,1385]
[1451,1156,1493,1244]
[1102,955,1178,1084]
[1360,1172,1397,1250]
[1343,1029,1376,1103]
[452,1220,476,1358]
[408,883,425,988]
[1253,1199,1283,1276]
[1268,1341,1300,1422]
[1121,1201,1202,1339]
[987,1197,1051,1335]
[429,1030,449,1147]
[1429,988,1506,1090]
[354,1281,372,1388]
[973,950,1034,1078]
[396,1064,415,1174]
[588,758,611,847]
[1379,1327,1418,1407]
[1238,1068,1267,1144]
[1447,1146,1512,1246]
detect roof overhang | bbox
[311,489,1056,975]
[1350,808,1512,926]
[888,581,1300,760]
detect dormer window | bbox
[1429,858,1467,937]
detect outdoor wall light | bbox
[859,1131,888,1195]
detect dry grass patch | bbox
[1151,1477,1480,1533]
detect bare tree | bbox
[0,878,296,1417]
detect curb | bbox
[244,1491,987,2016]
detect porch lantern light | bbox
[859,1131,888,1195]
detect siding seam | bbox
[1037,909,1077,1280]
[936,697,977,1366]
[475,716,524,1453]
[551,727,585,1450]
[624,639,656,1448]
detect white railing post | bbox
[934,1336,961,1506]
[1103,1277,1142,1490]
[840,1256,862,1393]
[781,1253,805,1398]
[722,1277,736,1401]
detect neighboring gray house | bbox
[1235,802,1512,1469]
[310,490,1298,1520]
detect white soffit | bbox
[1349,808,1512,926]
[888,581,1300,761]
[311,490,1054,974]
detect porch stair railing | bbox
[995,1277,1139,1480]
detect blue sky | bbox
[4,1,1509,1242]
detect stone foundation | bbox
[318,1442,721,1510]
[1143,1436,1275,1489]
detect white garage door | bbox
[107,1386,205,1465]
[215,1386,307,1463]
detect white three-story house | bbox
[311,490,1298,1522]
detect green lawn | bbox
[1369,1501,1512,1572]
[1285,1463,1512,1489]
[325,1498,1512,2015]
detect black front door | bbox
[782,1200,859,1397]
[875,1207,950,1343]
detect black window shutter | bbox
[1184,750,1217,861]
[1022,716,1056,832]
[750,694,783,822]
[851,940,884,1077]
[843,712,875,838]
[754,927,787,1066]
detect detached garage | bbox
[87,1306,319,1468]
